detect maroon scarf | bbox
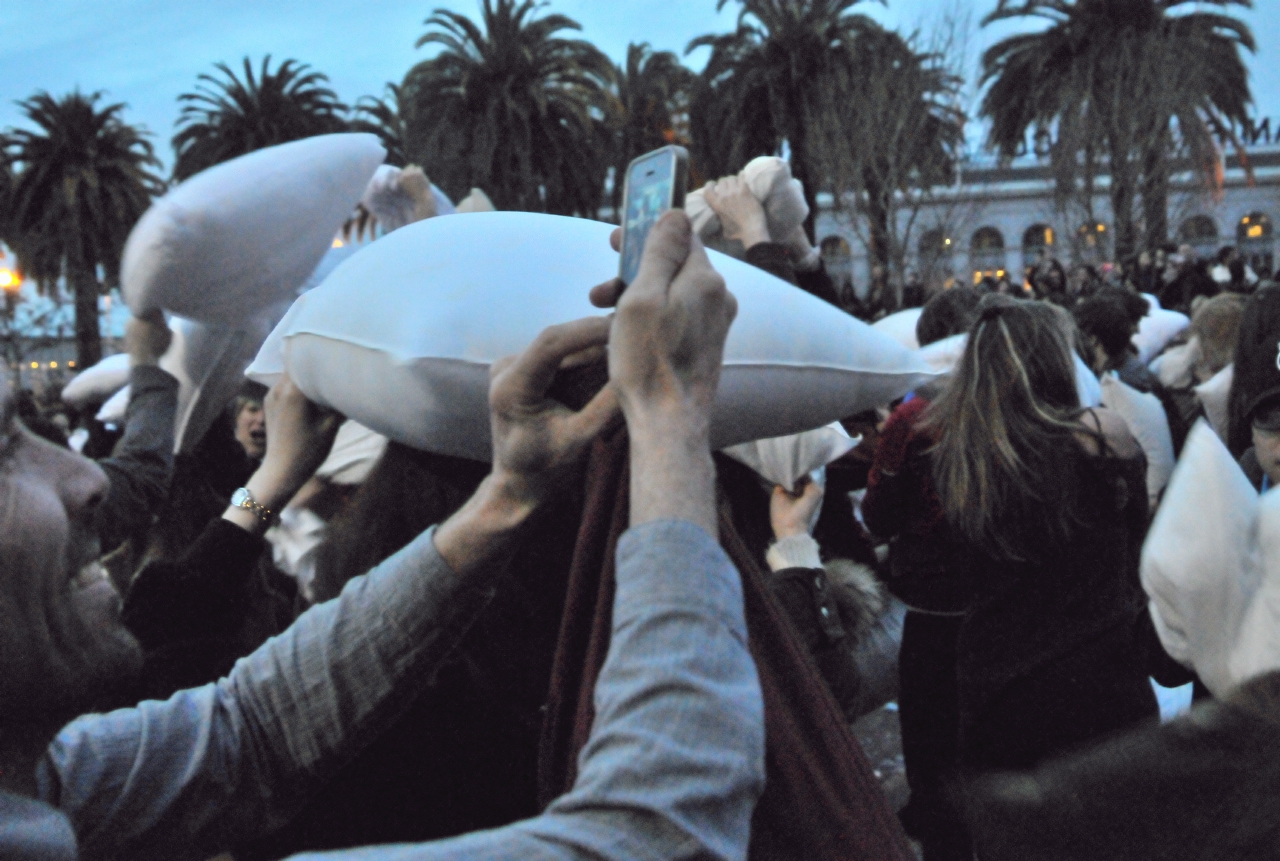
[538,429,914,860]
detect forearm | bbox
[285,522,766,861]
[47,518,504,861]
[629,419,717,536]
[93,365,179,549]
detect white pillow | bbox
[62,353,131,408]
[1195,363,1234,441]
[722,421,859,491]
[248,212,935,461]
[122,133,385,325]
[360,164,455,233]
[164,308,288,453]
[872,308,923,350]
[1100,372,1175,505]
[96,384,130,426]
[1141,421,1261,696]
[1151,337,1198,389]
[685,156,808,258]
[314,420,388,485]
[1229,487,1280,687]
[1133,294,1190,365]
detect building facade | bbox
[814,142,1280,299]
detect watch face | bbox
[231,488,250,507]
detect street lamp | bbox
[0,267,21,320]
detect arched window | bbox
[1022,224,1054,258]
[1238,213,1274,276]
[818,235,854,301]
[1177,215,1219,261]
[970,226,1006,283]
[918,228,956,288]
[1074,222,1110,264]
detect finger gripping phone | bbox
[618,145,690,286]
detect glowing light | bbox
[68,361,76,368]
[1045,228,1054,245]
[0,268,20,291]
[944,238,952,246]
[29,362,38,369]
[332,238,345,248]
[1248,224,1264,239]
[1096,223,1106,233]
[996,269,1006,277]
[973,271,982,285]
[49,361,57,369]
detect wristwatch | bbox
[230,487,278,527]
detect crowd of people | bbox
[4,159,1280,861]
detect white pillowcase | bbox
[685,156,809,258]
[1151,336,1199,390]
[1133,294,1190,365]
[1195,363,1234,442]
[1142,421,1261,696]
[872,308,923,350]
[122,133,385,325]
[1100,372,1175,505]
[62,353,131,408]
[722,421,859,491]
[248,212,935,461]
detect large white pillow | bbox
[1133,294,1190,365]
[1100,372,1175,505]
[1195,363,1234,441]
[872,308,923,350]
[62,353,131,408]
[122,134,385,325]
[1229,487,1280,687]
[1151,336,1199,390]
[685,156,808,258]
[248,212,935,460]
[1141,421,1261,696]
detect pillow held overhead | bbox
[122,133,386,325]
[685,156,809,258]
[248,212,936,461]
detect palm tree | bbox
[400,0,617,216]
[3,91,163,367]
[352,84,410,167]
[980,0,1254,259]
[687,0,877,238]
[172,56,349,181]
[611,43,695,213]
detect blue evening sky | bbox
[2,0,1278,170]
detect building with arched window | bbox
[1238,212,1274,274]
[812,139,1280,297]
[970,226,1006,282]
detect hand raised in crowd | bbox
[770,477,825,541]
[703,175,771,250]
[592,211,737,535]
[223,374,343,534]
[125,309,172,367]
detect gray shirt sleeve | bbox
[288,521,766,861]
[93,364,179,553]
[41,525,498,861]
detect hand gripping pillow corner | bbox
[248,212,936,461]
[122,134,386,325]
[1141,421,1261,696]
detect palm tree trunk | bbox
[70,260,102,369]
[1141,128,1171,252]
[863,174,897,309]
[786,127,819,244]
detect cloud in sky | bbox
[2,0,1277,169]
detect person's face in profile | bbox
[0,378,142,722]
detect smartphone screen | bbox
[619,146,688,285]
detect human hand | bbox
[125,310,172,366]
[487,317,620,507]
[703,176,770,249]
[251,374,344,512]
[770,478,825,540]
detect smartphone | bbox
[618,145,690,286]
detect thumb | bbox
[626,211,692,302]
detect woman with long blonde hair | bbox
[926,300,1158,773]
